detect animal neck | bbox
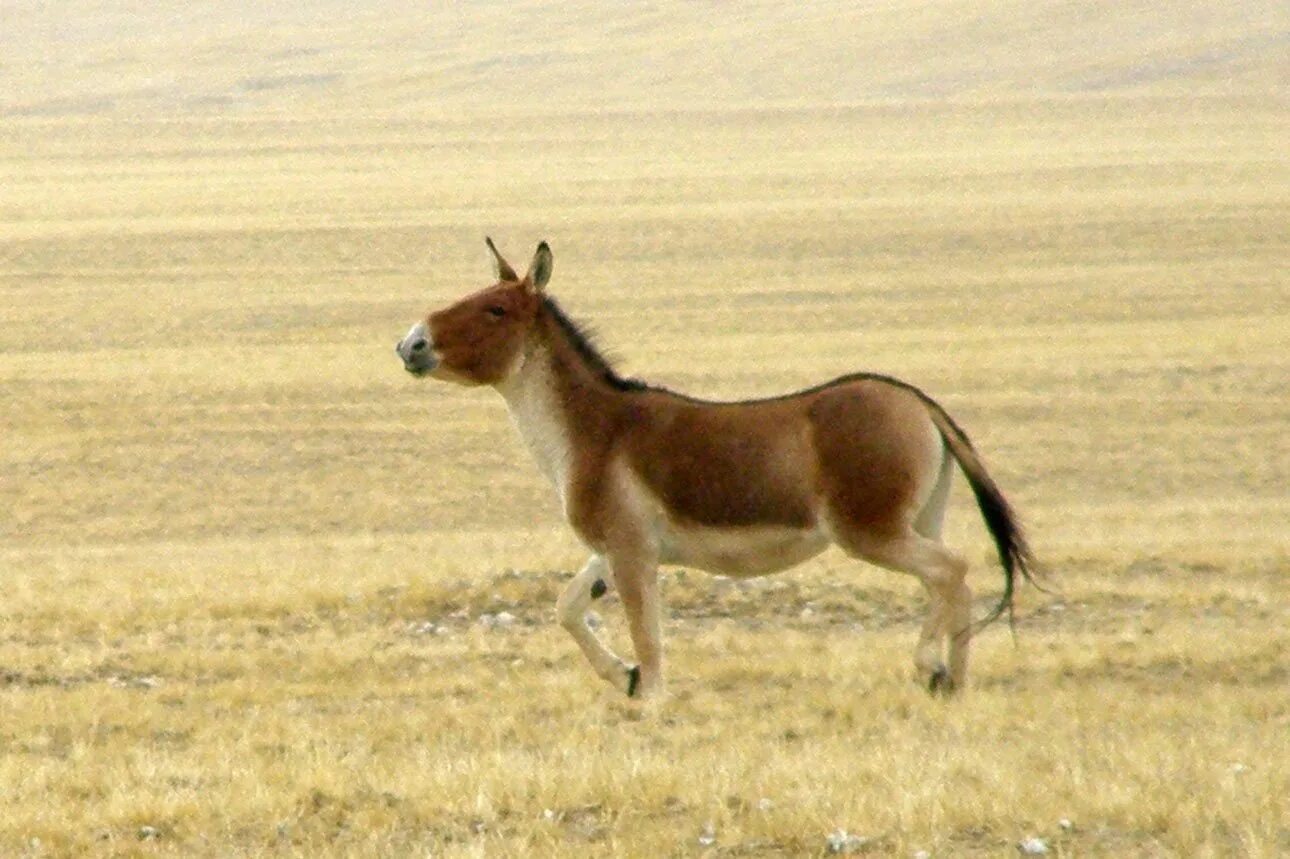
[494,337,571,495]
[493,298,632,495]
[536,296,640,393]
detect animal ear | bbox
[525,241,553,293]
[485,236,519,282]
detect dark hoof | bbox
[626,665,641,698]
[928,667,955,696]
[590,578,607,599]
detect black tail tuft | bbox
[889,381,1044,632]
[962,468,1039,631]
[922,397,1044,632]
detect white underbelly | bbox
[656,520,830,577]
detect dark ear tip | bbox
[537,240,550,252]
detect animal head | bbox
[396,238,553,385]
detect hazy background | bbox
[4,0,1287,116]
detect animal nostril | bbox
[411,339,427,353]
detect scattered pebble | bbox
[138,825,160,841]
[1058,818,1073,831]
[698,822,717,846]
[826,829,870,854]
[913,851,931,859]
[478,611,517,630]
[756,797,774,812]
[1230,762,1248,774]
[1018,836,1049,855]
[107,675,162,690]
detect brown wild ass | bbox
[396,239,1036,699]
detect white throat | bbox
[494,343,573,504]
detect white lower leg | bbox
[946,580,973,687]
[557,556,630,685]
[914,582,948,679]
[851,533,965,693]
[614,561,664,700]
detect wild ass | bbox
[396,239,1036,699]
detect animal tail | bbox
[922,399,1041,629]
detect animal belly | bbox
[657,522,830,577]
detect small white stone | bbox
[138,825,160,841]
[479,611,517,629]
[1058,818,1073,831]
[826,829,869,854]
[698,822,717,846]
[1018,836,1049,855]
[756,797,774,812]
[913,851,931,859]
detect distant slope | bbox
[2,0,1286,117]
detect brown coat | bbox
[396,240,1036,700]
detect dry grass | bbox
[2,4,1289,857]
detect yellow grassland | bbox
[2,14,1288,856]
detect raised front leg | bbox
[556,555,639,695]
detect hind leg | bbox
[911,445,973,689]
[913,577,952,690]
[945,577,973,689]
[839,531,972,693]
[913,443,954,541]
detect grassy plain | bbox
[2,10,1288,856]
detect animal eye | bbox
[486,305,506,318]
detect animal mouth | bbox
[396,326,438,377]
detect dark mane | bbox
[540,296,649,392]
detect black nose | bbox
[410,339,427,352]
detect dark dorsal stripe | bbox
[539,296,958,412]
[540,296,648,392]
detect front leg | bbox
[609,551,664,700]
[556,555,637,694]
